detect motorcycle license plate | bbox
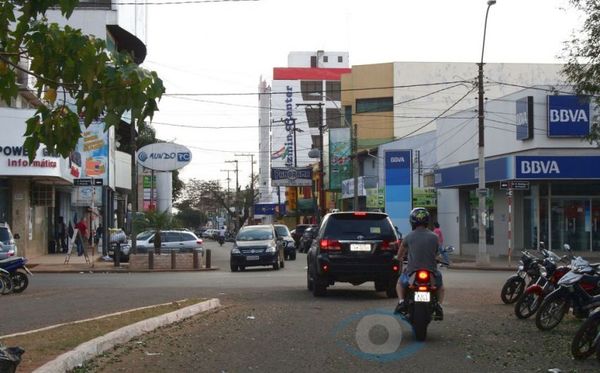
[415,291,430,302]
[350,244,371,252]
[246,256,259,261]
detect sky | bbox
[140,0,583,189]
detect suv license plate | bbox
[247,256,259,261]
[415,291,431,302]
[350,244,371,252]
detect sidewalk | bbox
[27,251,129,273]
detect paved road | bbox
[3,241,598,372]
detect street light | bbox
[477,0,496,266]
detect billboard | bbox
[329,127,351,190]
[547,95,590,137]
[137,143,192,171]
[73,119,109,185]
[271,166,313,187]
[384,150,412,235]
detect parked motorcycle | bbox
[0,256,32,293]
[401,268,442,341]
[535,256,600,331]
[501,249,542,304]
[571,306,600,360]
[0,268,13,295]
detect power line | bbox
[113,0,258,5]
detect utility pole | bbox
[235,153,256,224]
[225,160,239,232]
[220,169,234,229]
[296,102,325,223]
[415,150,421,188]
[352,123,358,211]
[130,121,138,254]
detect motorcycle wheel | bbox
[500,275,525,304]
[571,312,600,360]
[412,302,430,342]
[535,290,569,331]
[11,272,28,293]
[0,273,13,295]
[514,291,543,319]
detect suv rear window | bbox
[323,214,396,240]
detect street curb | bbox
[32,298,221,373]
[448,264,516,272]
[29,267,220,274]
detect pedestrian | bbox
[433,222,449,266]
[75,218,88,256]
[57,216,67,253]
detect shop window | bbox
[32,183,53,206]
[464,189,494,245]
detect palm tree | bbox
[133,210,175,255]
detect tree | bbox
[562,0,600,145]
[133,210,175,255]
[0,1,164,161]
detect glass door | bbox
[551,199,590,252]
[593,200,600,252]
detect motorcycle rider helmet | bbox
[409,207,430,229]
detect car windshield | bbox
[323,214,396,240]
[0,227,10,243]
[237,228,273,241]
[274,226,290,237]
[137,231,154,240]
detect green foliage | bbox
[563,0,600,145]
[0,0,165,161]
[174,206,207,230]
[132,210,175,254]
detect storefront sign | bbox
[254,203,286,216]
[385,150,412,234]
[329,127,351,190]
[137,143,192,171]
[547,95,590,137]
[516,156,600,179]
[516,96,533,140]
[271,166,313,187]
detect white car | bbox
[135,230,204,254]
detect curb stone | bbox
[32,298,221,373]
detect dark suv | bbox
[291,224,313,249]
[306,212,401,297]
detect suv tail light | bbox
[381,240,400,251]
[320,239,341,252]
[197,239,203,245]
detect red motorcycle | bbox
[514,249,570,319]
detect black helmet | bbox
[410,207,430,228]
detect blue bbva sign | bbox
[547,95,590,137]
[384,150,412,235]
[516,156,600,179]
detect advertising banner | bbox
[385,150,412,234]
[74,119,109,185]
[254,203,286,216]
[329,127,351,190]
[271,167,313,187]
[547,95,590,137]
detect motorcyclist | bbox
[217,226,226,244]
[394,207,445,320]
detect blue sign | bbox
[516,96,533,140]
[254,203,286,216]
[516,156,600,179]
[434,158,511,188]
[384,150,412,235]
[547,95,590,137]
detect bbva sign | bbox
[547,95,590,137]
[137,143,192,171]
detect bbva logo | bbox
[549,109,588,123]
[520,160,560,174]
[390,156,406,163]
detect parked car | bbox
[298,226,319,253]
[135,230,203,254]
[274,224,296,260]
[291,224,314,249]
[230,225,285,272]
[306,211,401,297]
[0,222,19,260]
[202,229,216,239]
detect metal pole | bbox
[353,123,359,211]
[130,121,138,254]
[318,103,324,222]
[476,0,495,266]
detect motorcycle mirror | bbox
[446,246,455,253]
[563,243,571,252]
